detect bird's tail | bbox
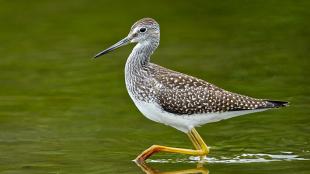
[266,100,289,108]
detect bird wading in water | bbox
[94,18,288,163]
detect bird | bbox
[93,18,288,163]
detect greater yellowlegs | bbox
[94,18,288,163]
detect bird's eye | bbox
[139,27,147,32]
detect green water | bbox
[0,0,309,173]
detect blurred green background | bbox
[0,0,309,173]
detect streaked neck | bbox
[126,40,159,68]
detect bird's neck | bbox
[125,39,159,96]
[126,40,159,69]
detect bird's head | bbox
[94,18,160,58]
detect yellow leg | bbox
[135,128,209,163]
[189,128,209,162]
[190,128,209,154]
[187,131,200,150]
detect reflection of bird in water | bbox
[94,18,288,163]
[135,161,209,174]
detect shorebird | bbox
[94,18,288,163]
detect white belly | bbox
[131,97,267,133]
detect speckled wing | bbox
[150,64,284,115]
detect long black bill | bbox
[93,37,131,58]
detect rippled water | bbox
[0,0,309,173]
[149,152,308,164]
